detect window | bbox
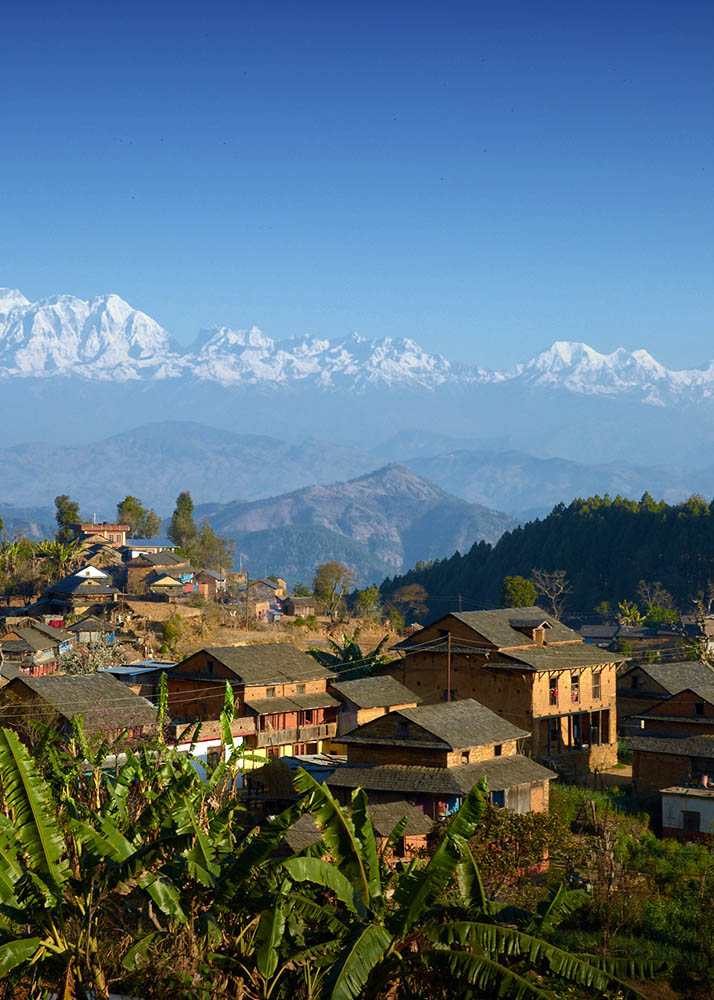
[206,659,214,675]
[397,720,411,739]
[296,683,306,695]
[571,675,580,704]
[266,746,280,758]
[695,702,706,716]
[494,743,502,757]
[302,709,313,724]
[461,750,470,764]
[592,672,601,700]
[632,675,639,690]
[266,687,276,698]
[549,678,558,706]
[491,790,505,808]
[682,810,701,833]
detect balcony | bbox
[250,722,337,748]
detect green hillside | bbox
[235,524,394,588]
[380,493,714,617]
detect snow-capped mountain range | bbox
[0,286,711,405]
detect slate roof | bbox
[492,645,621,672]
[284,813,323,852]
[198,644,334,685]
[442,607,582,647]
[619,661,714,695]
[0,662,24,683]
[329,754,556,796]
[634,686,714,719]
[628,735,714,759]
[134,551,186,567]
[199,569,225,581]
[330,675,420,709]
[245,691,340,715]
[13,629,58,652]
[1,673,157,733]
[24,621,74,643]
[368,800,433,837]
[341,699,528,750]
[66,616,108,634]
[48,575,118,597]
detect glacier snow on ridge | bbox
[0,286,713,403]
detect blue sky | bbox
[2,1,713,368]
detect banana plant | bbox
[0,726,191,998]
[271,771,667,1000]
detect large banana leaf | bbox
[216,800,307,905]
[255,897,287,979]
[394,779,488,933]
[0,728,68,897]
[293,770,371,905]
[283,856,366,916]
[0,937,43,977]
[574,953,670,979]
[349,788,383,908]
[433,922,647,999]
[323,924,394,1000]
[530,884,589,935]
[424,948,555,1000]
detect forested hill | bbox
[380,494,714,617]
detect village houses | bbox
[389,607,622,773]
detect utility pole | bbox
[458,594,462,612]
[447,631,452,702]
[245,571,250,630]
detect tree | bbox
[59,642,128,675]
[189,520,234,571]
[37,539,88,579]
[643,604,679,629]
[292,581,313,597]
[617,599,643,625]
[312,561,354,617]
[168,491,197,549]
[636,579,674,610]
[54,494,80,543]
[354,585,381,621]
[307,631,390,673]
[500,575,537,608]
[530,568,572,618]
[116,495,162,539]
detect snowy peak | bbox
[0,286,713,406]
[0,288,30,314]
[0,291,178,379]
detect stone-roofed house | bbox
[195,569,228,601]
[329,674,421,738]
[167,643,339,761]
[126,551,192,596]
[43,566,119,614]
[390,606,623,772]
[0,672,157,741]
[66,616,114,646]
[630,734,714,795]
[0,626,65,676]
[630,686,714,739]
[328,698,555,819]
[617,661,714,724]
